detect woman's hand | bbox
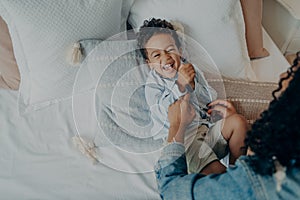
[167,94,195,143]
[207,99,237,119]
[176,63,195,92]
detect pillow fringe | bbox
[68,42,83,65]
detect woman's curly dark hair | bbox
[246,52,300,175]
[136,18,182,60]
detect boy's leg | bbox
[221,114,248,164]
[185,125,226,174]
[200,160,226,175]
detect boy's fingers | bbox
[208,99,227,106]
[178,63,187,71]
[208,99,232,108]
[182,93,190,102]
[178,63,193,71]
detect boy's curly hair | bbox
[246,52,300,175]
[136,18,182,60]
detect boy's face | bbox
[145,33,181,79]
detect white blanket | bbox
[0,89,160,199]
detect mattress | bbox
[0,29,289,199]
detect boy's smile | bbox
[145,33,181,79]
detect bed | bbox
[0,0,290,199]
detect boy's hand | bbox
[176,63,195,92]
[207,99,237,119]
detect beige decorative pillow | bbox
[0,16,20,90]
[240,0,270,60]
[207,77,278,124]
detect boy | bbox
[137,18,248,174]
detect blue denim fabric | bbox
[155,143,300,200]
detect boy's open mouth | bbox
[162,63,174,70]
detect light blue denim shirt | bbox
[155,143,300,200]
[145,67,217,140]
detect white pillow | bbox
[0,0,132,114]
[128,0,256,80]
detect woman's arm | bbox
[155,94,202,198]
[155,146,252,200]
[155,143,205,199]
[166,94,195,143]
[155,94,253,200]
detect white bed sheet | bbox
[0,28,289,199]
[251,29,290,82]
[0,89,160,200]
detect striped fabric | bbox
[207,77,278,124]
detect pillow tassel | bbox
[72,135,99,164]
[70,42,83,65]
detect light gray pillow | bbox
[73,39,164,153]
